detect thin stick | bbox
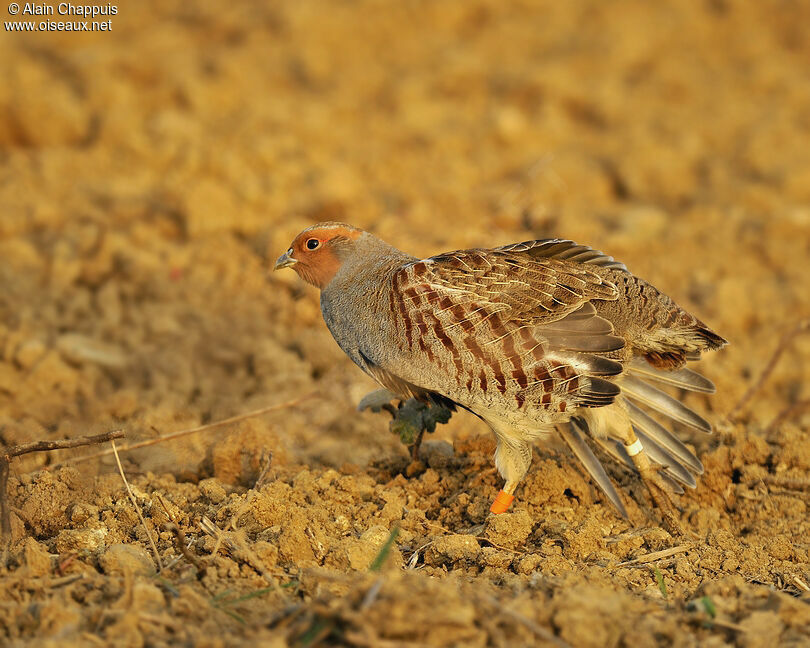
[766,399,810,434]
[1,430,125,543]
[0,458,9,557]
[474,536,527,555]
[615,544,691,567]
[728,320,810,423]
[207,489,258,559]
[761,475,810,491]
[111,440,163,571]
[154,492,175,522]
[693,617,746,633]
[164,522,203,572]
[7,573,87,589]
[44,573,85,588]
[155,493,203,572]
[60,395,314,467]
[341,631,431,648]
[6,430,126,459]
[794,576,810,593]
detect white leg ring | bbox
[625,439,644,457]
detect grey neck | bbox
[325,232,416,295]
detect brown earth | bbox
[1,1,810,646]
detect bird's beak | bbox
[274,250,298,271]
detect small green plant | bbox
[700,596,717,618]
[369,526,400,572]
[653,566,667,599]
[686,595,718,624]
[210,583,294,625]
[358,390,453,459]
[389,400,452,448]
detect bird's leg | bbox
[358,391,428,463]
[502,479,519,495]
[622,429,683,535]
[491,436,532,514]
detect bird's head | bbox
[274,222,364,289]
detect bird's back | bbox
[358,243,629,426]
[352,238,725,433]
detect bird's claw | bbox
[641,467,684,536]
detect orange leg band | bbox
[490,490,515,514]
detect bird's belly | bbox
[424,378,567,436]
[478,408,557,444]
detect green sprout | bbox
[358,390,454,459]
[700,596,717,618]
[653,566,667,599]
[369,526,400,572]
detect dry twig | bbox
[254,449,274,489]
[691,616,746,633]
[761,475,810,491]
[615,544,691,567]
[111,440,163,571]
[728,319,810,423]
[58,394,314,468]
[164,522,203,572]
[766,398,810,434]
[199,515,280,585]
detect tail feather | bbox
[695,326,728,351]
[633,426,697,488]
[621,374,712,433]
[595,437,687,495]
[578,376,621,407]
[594,437,633,471]
[627,360,715,394]
[560,352,717,514]
[560,419,628,518]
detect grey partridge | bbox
[274,222,726,521]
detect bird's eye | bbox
[305,238,320,250]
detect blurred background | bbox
[1,0,809,474]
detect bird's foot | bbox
[625,440,684,535]
[640,466,684,536]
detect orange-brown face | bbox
[274,223,362,289]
